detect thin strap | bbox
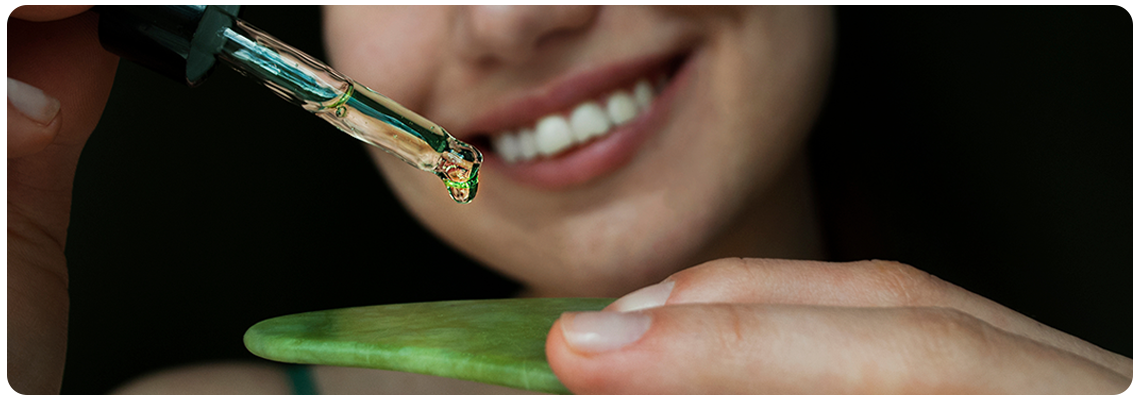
[285,365,318,395]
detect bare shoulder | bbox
[312,365,543,395]
[110,361,294,394]
[110,362,543,395]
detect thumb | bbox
[546,304,789,394]
[547,304,795,394]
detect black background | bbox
[60,6,1131,394]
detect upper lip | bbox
[451,48,690,141]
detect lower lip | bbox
[480,53,696,190]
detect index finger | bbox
[548,303,1128,394]
[608,258,1132,379]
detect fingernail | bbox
[560,311,651,353]
[8,77,60,125]
[610,280,674,312]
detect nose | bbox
[455,5,599,65]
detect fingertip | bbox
[605,280,674,312]
[545,315,608,394]
[8,76,63,158]
[549,305,783,394]
[546,311,661,394]
[8,77,61,125]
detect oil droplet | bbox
[434,137,482,204]
[444,174,479,204]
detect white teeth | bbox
[534,115,573,156]
[569,102,611,143]
[492,131,520,163]
[517,128,538,160]
[490,75,662,163]
[634,79,653,111]
[606,91,638,126]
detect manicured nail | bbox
[610,280,674,312]
[8,77,60,125]
[560,311,651,353]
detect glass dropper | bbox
[213,11,481,203]
[94,6,480,203]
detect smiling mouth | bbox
[467,53,689,164]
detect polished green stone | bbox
[244,298,614,394]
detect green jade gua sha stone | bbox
[244,298,614,394]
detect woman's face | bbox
[323,6,833,296]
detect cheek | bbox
[702,6,833,189]
[322,6,448,108]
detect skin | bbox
[548,259,1132,393]
[323,6,833,297]
[7,5,1131,394]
